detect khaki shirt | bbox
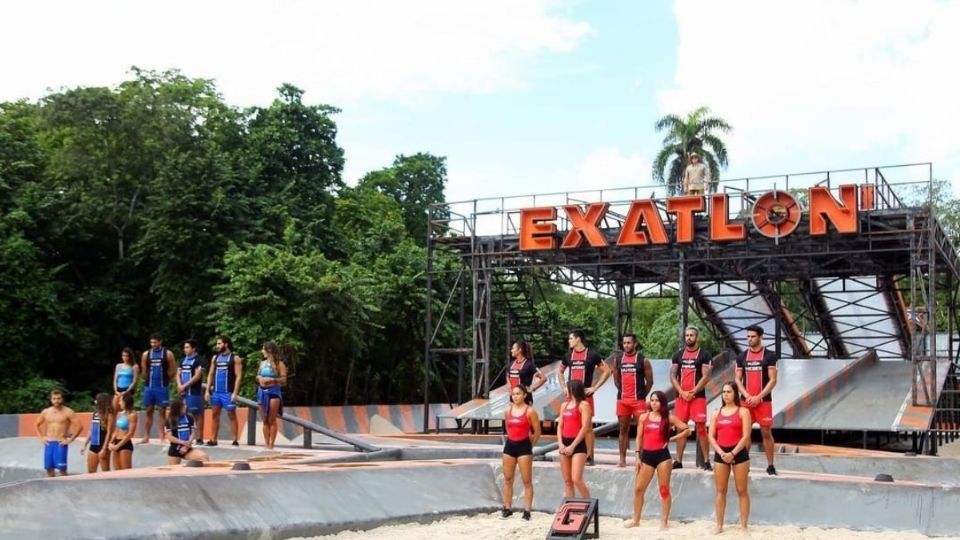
[683,162,710,192]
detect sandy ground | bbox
[298,512,959,540]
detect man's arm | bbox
[35,412,46,442]
[759,366,778,400]
[140,351,150,384]
[643,358,654,396]
[65,409,82,444]
[589,357,611,394]
[735,365,748,398]
[232,356,243,399]
[669,362,682,393]
[166,350,177,381]
[690,353,713,396]
[204,358,215,398]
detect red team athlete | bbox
[670,326,713,470]
[736,324,779,475]
[559,330,610,466]
[506,340,546,392]
[612,333,653,467]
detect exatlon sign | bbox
[519,184,875,251]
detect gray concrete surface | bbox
[3,456,960,538]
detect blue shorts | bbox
[210,392,236,411]
[257,387,283,417]
[44,441,68,471]
[184,394,204,415]
[142,387,170,408]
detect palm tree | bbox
[652,106,731,195]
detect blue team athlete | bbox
[204,335,243,446]
[178,339,205,445]
[139,333,177,443]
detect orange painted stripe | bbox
[353,405,370,433]
[323,406,347,433]
[397,404,417,433]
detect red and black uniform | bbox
[672,347,712,423]
[560,401,588,455]
[639,413,672,468]
[562,348,603,411]
[507,358,537,389]
[713,407,750,465]
[615,351,648,417]
[503,406,533,458]
[736,348,778,427]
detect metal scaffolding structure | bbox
[423,163,960,451]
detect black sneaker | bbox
[672,461,682,470]
[586,456,595,466]
[702,462,713,472]
[522,511,531,521]
[231,440,239,447]
[206,440,218,447]
[766,464,778,476]
[501,508,513,519]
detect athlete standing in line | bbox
[205,335,243,446]
[557,380,592,498]
[112,348,138,413]
[558,329,610,466]
[611,333,653,467]
[256,341,287,449]
[506,340,546,392]
[708,382,753,534]
[670,326,713,470]
[80,392,114,473]
[177,339,205,445]
[35,390,82,477]
[500,384,541,521]
[139,333,177,443]
[736,325,779,475]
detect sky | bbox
[2,0,958,204]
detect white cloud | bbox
[0,0,589,106]
[660,0,960,186]
[576,147,647,191]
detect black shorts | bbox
[714,445,750,465]
[168,444,189,458]
[561,437,588,455]
[640,448,672,468]
[503,438,533,458]
[89,444,103,453]
[111,438,134,453]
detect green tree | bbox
[358,153,447,246]
[652,106,731,195]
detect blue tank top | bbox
[179,355,202,395]
[147,348,169,388]
[259,361,276,378]
[91,412,102,446]
[116,365,134,389]
[213,353,235,393]
[116,414,130,431]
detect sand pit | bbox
[299,512,959,540]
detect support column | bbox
[616,283,635,348]
[679,255,689,349]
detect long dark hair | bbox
[567,379,586,404]
[649,390,671,442]
[94,392,111,423]
[121,347,135,366]
[722,381,741,407]
[514,340,531,360]
[167,398,184,431]
[262,341,281,373]
[120,393,134,414]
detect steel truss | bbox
[424,163,960,452]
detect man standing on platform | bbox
[205,335,243,446]
[670,326,713,470]
[35,390,82,477]
[140,333,177,443]
[559,329,610,466]
[736,324,779,475]
[682,152,710,195]
[178,339,205,445]
[611,333,653,467]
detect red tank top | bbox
[642,414,669,451]
[620,353,638,399]
[561,401,583,439]
[506,406,531,442]
[715,407,744,447]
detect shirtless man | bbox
[35,390,82,477]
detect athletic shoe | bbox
[672,461,682,470]
[231,441,239,447]
[766,465,778,476]
[522,511,531,521]
[501,509,513,519]
[586,456,595,466]
[702,462,713,472]
[206,440,218,446]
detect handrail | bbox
[233,393,381,453]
